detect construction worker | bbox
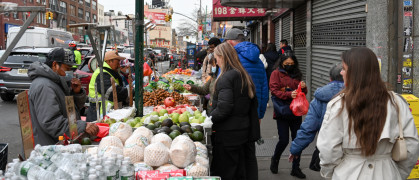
[86,51,129,122]
[69,41,81,67]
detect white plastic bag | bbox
[106,107,137,122]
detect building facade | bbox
[0,0,98,48]
[97,3,104,25]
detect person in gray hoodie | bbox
[28,48,98,145]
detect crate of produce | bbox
[0,143,8,172]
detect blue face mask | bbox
[211,66,217,73]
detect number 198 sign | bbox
[213,0,265,18]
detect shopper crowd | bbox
[26,28,419,180]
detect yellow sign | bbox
[404,58,412,67]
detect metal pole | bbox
[0,11,39,66]
[135,0,144,116]
[100,30,108,117]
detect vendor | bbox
[119,59,134,87]
[86,51,129,122]
[28,48,99,145]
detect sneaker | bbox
[291,168,306,179]
[270,157,279,174]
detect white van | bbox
[7,26,73,49]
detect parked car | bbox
[0,47,92,101]
[78,47,94,61]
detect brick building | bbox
[0,0,98,49]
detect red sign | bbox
[213,0,266,18]
[144,11,166,25]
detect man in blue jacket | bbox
[288,63,344,171]
[225,28,269,121]
[225,28,269,180]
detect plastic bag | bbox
[290,83,309,116]
[144,62,152,76]
[94,123,110,142]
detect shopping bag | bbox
[290,83,309,116]
[143,62,152,76]
[93,123,110,142]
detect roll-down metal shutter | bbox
[311,0,366,95]
[282,14,291,43]
[275,20,280,51]
[294,3,307,80]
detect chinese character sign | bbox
[212,0,265,18]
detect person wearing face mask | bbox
[119,59,134,87]
[86,51,129,122]
[28,48,99,145]
[201,37,221,82]
[183,58,219,114]
[269,50,307,178]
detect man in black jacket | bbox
[278,39,292,55]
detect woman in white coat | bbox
[317,47,419,180]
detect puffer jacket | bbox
[28,61,87,145]
[290,81,344,155]
[210,69,256,146]
[234,41,269,119]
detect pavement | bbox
[257,101,323,180]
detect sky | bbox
[100,0,213,30]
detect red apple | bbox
[190,106,197,111]
[180,108,186,113]
[164,97,176,107]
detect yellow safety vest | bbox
[89,62,121,116]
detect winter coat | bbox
[210,69,257,146]
[28,61,87,145]
[278,45,292,55]
[317,92,419,180]
[234,41,269,119]
[264,51,279,83]
[290,81,344,155]
[189,75,216,114]
[201,54,213,82]
[269,69,307,118]
[259,54,268,69]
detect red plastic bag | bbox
[290,83,309,116]
[93,123,110,142]
[143,62,152,76]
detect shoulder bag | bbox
[392,92,408,161]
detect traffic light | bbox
[168,15,172,21]
[164,14,169,22]
[45,12,53,20]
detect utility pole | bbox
[134,0,144,116]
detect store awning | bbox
[220,0,306,9]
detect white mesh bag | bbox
[123,144,145,164]
[185,163,208,176]
[109,122,133,144]
[144,142,170,167]
[151,133,173,149]
[169,136,197,168]
[98,136,123,152]
[156,164,179,172]
[133,126,154,143]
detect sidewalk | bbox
[257,102,323,180]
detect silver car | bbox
[0,47,52,101]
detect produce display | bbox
[144,73,202,93]
[163,68,193,76]
[90,122,210,178]
[143,89,190,107]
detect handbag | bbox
[392,92,408,161]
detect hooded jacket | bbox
[264,50,279,83]
[234,41,269,119]
[28,61,87,145]
[290,81,344,155]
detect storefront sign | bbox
[213,0,265,18]
[144,11,166,25]
[17,91,34,159]
[4,23,19,33]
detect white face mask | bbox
[124,68,129,74]
[211,66,217,73]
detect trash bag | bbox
[144,62,152,76]
[290,83,309,116]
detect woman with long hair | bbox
[317,47,419,180]
[210,42,260,180]
[269,50,307,178]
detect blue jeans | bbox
[272,115,302,169]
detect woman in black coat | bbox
[264,43,280,85]
[210,42,260,180]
